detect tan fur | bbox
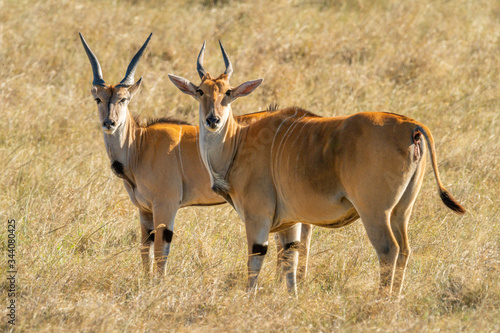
[91,84,223,275]
[83,36,314,280]
[170,71,465,295]
[89,84,313,278]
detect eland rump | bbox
[80,34,312,278]
[168,42,466,295]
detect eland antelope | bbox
[168,42,466,295]
[80,34,312,278]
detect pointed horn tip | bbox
[218,40,229,51]
[141,33,153,48]
[79,33,86,43]
[199,41,206,53]
[199,41,206,52]
[197,41,207,79]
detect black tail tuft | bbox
[439,189,466,215]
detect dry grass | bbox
[1,0,499,331]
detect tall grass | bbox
[1,0,499,331]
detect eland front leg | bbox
[139,210,154,275]
[297,223,313,280]
[152,205,177,276]
[245,217,272,292]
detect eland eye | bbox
[95,98,102,104]
[196,89,204,96]
[119,98,128,104]
[225,89,232,97]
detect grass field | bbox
[1,0,499,331]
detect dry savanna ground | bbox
[1,0,499,331]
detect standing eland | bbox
[80,34,312,279]
[168,41,465,295]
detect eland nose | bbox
[206,114,220,129]
[103,119,116,129]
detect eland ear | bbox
[128,77,143,98]
[232,79,263,98]
[168,74,198,96]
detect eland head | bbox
[168,41,263,132]
[80,33,152,134]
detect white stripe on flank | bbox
[270,110,298,163]
[294,118,316,176]
[273,112,308,197]
[276,113,308,166]
[288,117,314,168]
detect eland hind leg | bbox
[276,223,311,284]
[275,233,284,281]
[390,156,426,295]
[344,134,420,295]
[348,183,404,295]
[358,210,400,296]
[389,206,412,297]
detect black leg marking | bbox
[163,229,174,243]
[145,230,154,243]
[252,244,268,256]
[284,241,300,251]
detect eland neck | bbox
[198,106,241,191]
[103,111,138,168]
